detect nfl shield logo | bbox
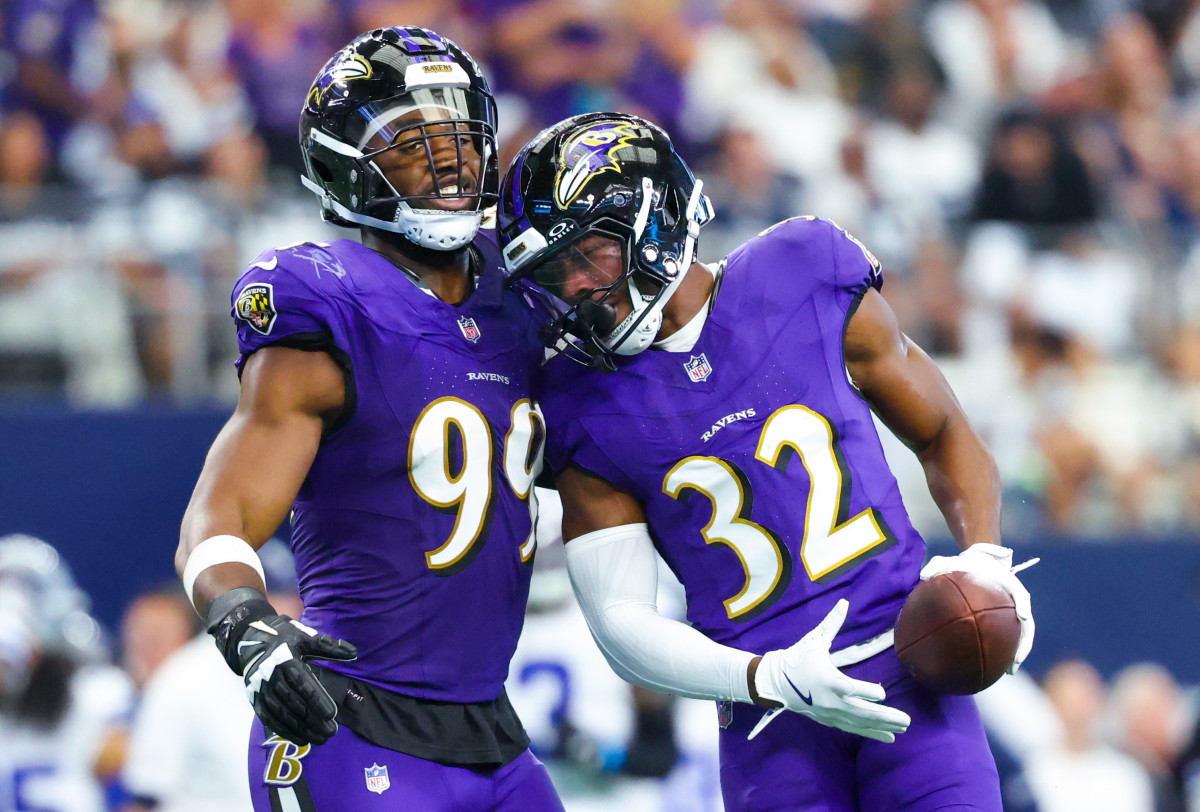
[458,316,482,343]
[365,763,390,794]
[717,700,733,729]
[684,353,713,382]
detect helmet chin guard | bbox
[300,170,483,249]
[606,282,663,356]
[394,202,481,250]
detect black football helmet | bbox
[498,113,714,370]
[300,26,498,250]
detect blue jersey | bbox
[539,217,926,655]
[231,237,545,702]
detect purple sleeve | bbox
[230,249,338,373]
[826,219,884,295]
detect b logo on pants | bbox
[263,735,312,786]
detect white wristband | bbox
[182,535,266,604]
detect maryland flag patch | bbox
[236,283,277,336]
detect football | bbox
[894,571,1021,695]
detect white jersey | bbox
[0,664,132,812]
[123,635,254,812]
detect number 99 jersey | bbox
[231,237,545,703]
[537,217,926,655]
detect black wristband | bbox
[205,586,275,674]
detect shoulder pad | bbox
[232,241,349,341]
[755,215,850,249]
[743,215,882,292]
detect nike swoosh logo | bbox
[238,640,263,654]
[251,256,278,271]
[249,620,279,636]
[783,674,813,706]
[243,650,267,675]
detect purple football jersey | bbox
[231,237,546,703]
[539,217,926,655]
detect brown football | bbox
[894,571,1021,695]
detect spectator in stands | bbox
[223,0,340,174]
[1026,659,1155,812]
[696,126,804,260]
[924,0,1072,137]
[110,0,259,182]
[1073,14,1182,255]
[860,51,980,350]
[971,108,1099,230]
[468,0,693,140]
[1106,663,1192,812]
[812,0,940,114]
[976,671,1064,812]
[119,585,198,691]
[1172,715,1200,812]
[868,55,981,222]
[0,0,122,189]
[682,0,845,180]
[0,215,144,404]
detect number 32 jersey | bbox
[231,237,545,703]
[539,217,926,655]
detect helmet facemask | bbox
[303,88,497,250]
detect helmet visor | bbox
[351,87,497,209]
[351,86,494,151]
[530,233,628,306]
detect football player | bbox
[497,113,1036,811]
[0,535,132,812]
[176,27,563,812]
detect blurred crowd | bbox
[2,0,1200,539]
[1,529,1199,812]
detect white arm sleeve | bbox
[565,523,755,703]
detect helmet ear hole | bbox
[661,188,681,228]
[311,158,335,185]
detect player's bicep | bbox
[179,347,344,561]
[843,288,965,455]
[557,465,646,542]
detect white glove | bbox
[920,544,1037,674]
[751,599,911,743]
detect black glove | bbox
[206,587,357,745]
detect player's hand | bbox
[236,614,358,745]
[752,599,911,743]
[208,589,357,746]
[920,544,1037,674]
